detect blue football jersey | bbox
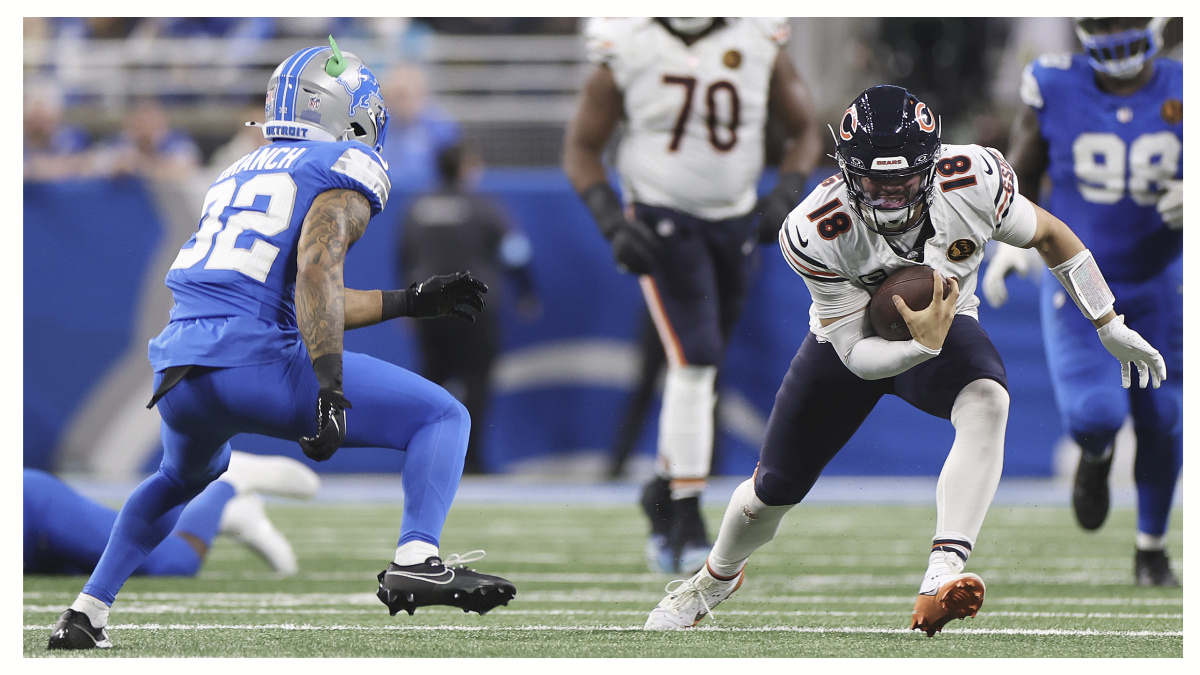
[1022,54,1182,282]
[148,139,391,370]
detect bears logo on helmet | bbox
[830,85,942,236]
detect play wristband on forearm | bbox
[381,288,412,320]
[1050,249,1115,321]
[312,353,344,393]
[579,182,626,240]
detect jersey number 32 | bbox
[169,174,297,283]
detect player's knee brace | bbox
[659,364,717,478]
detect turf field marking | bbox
[23,605,1181,620]
[21,623,1183,638]
[23,591,1183,607]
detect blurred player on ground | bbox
[982,17,1182,587]
[563,17,822,575]
[27,451,317,578]
[48,38,515,651]
[644,84,1166,635]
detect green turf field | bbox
[24,497,1182,658]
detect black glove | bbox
[407,271,488,322]
[299,388,352,462]
[581,183,660,275]
[754,172,808,244]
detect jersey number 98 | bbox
[1072,131,1181,206]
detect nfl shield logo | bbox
[309,96,321,110]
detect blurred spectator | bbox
[92,97,201,181]
[874,18,1003,141]
[379,63,461,192]
[133,17,276,42]
[204,101,271,182]
[23,82,92,182]
[396,142,539,474]
[420,18,578,35]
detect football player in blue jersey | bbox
[982,18,1182,586]
[48,38,515,651]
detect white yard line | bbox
[21,622,1183,638]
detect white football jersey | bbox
[779,143,1039,337]
[585,17,789,220]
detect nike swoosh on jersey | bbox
[386,568,456,585]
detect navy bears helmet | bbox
[832,85,941,236]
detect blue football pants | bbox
[1039,255,1183,537]
[23,468,233,576]
[82,345,468,604]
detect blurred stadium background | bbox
[22,17,1185,489]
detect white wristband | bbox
[1050,249,1115,321]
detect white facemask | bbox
[666,18,715,35]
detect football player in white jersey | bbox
[563,17,822,576]
[644,85,1165,635]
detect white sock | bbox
[920,548,967,594]
[70,593,110,628]
[658,364,717,480]
[707,479,794,579]
[394,541,439,566]
[1136,533,1168,551]
[936,379,1008,539]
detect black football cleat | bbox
[47,609,112,650]
[1134,549,1180,587]
[640,476,672,538]
[376,554,516,616]
[1072,451,1114,531]
[668,495,710,576]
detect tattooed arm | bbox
[295,189,373,369]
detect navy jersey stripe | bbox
[784,234,828,269]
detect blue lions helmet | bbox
[1075,18,1167,80]
[262,36,389,154]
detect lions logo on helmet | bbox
[261,37,390,155]
[830,85,942,236]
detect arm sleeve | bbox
[821,310,941,380]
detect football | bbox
[868,265,950,341]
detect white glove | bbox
[1157,179,1183,229]
[982,242,1038,308]
[1097,314,1167,389]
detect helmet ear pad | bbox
[833,85,941,235]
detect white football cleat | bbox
[219,493,298,576]
[221,451,321,500]
[644,564,743,630]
